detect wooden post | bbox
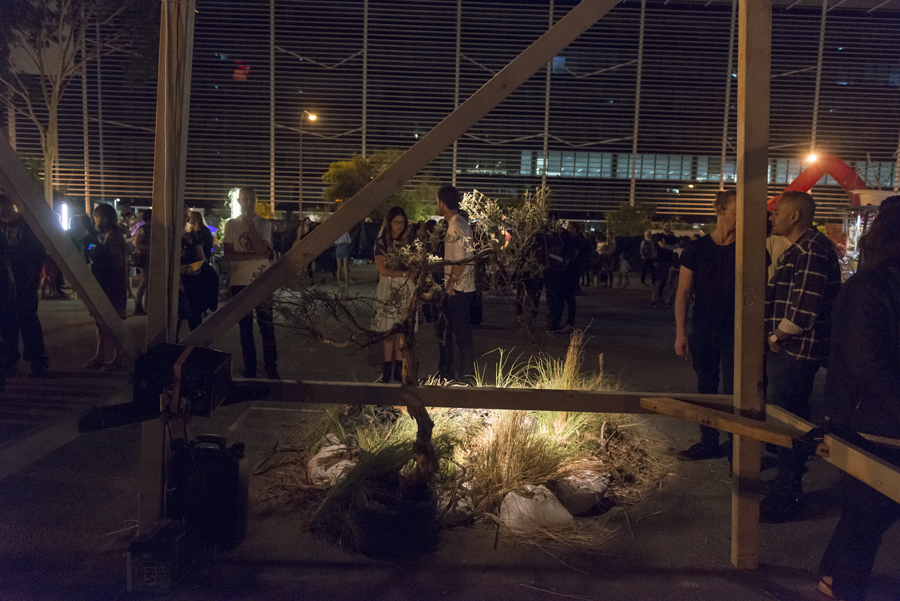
[732,0,771,570]
[0,135,141,363]
[138,0,196,535]
[182,0,620,349]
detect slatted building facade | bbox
[4,0,900,220]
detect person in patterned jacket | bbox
[761,190,841,522]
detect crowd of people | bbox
[0,182,898,599]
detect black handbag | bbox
[129,251,148,269]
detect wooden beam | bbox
[0,135,141,363]
[146,0,196,349]
[767,406,900,505]
[640,397,795,448]
[252,379,734,413]
[0,376,131,480]
[182,0,620,349]
[732,0,771,570]
[138,0,196,535]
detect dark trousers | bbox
[545,272,565,328]
[820,440,900,601]
[640,258,654,284]
[690,330,734,447]
[231,285,277,378]
[515,275,543,320]
[438,291,475,382]
[0,294,18,376]
[9,271,46,368]
[562,275,577,327]
[766,351,821,490]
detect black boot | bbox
[393,361,403,383]
[381,361,393,383]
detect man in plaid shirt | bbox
[762,191,841,522]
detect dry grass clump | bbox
[254,331,665,548]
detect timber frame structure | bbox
[0,0,898,573]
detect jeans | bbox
[438,291,475,382]
[689,330,734,447]
[819,440,900,601]
[765,351,821,490]
[231,286,277,378]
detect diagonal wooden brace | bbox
[182,0,620,349]
[0,134,141,363]
[640,397,797,448]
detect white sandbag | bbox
[307,441,356,485]
[499,484,574,535]
[555,472,610,516]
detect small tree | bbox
[0,0,133,204]
[321,149,437,222]
[605,200,656,237]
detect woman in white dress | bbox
[372,207,414,383]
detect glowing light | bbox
[61,202,69,230]
[229,188,241,220]
[807,153,818,163]
[307,113,317,121]
[688,184,694,188]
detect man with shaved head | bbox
[762,190,841,522]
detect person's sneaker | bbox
[676,442,719,461]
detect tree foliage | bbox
[605,200,656,237]
[321,149,437,222]
[0,0,135,203]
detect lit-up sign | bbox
[233,60,250,81]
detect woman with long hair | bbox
[817,201,900,601]
[371,206,413,383]
[85,203,128,370]
[188,210,214,262]
[132,209,152,316]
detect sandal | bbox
[816,576,844,601]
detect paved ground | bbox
[0,263,898,601]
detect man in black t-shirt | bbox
[0,192,49,378]
[673,191,737,460]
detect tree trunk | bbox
[399,267,439,489]
[41,105,60,206]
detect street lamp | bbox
[299,110,317,217]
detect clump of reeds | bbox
[256,330,665,548]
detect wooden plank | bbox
[145,0,196,350]
[767,406,900,505]
[182,0,621,350]
[640,397,796,448]
[0,135,141,363]
[138,0,195,534]
[254,380,733,413]
[0,386,131,480]
[732,0,771,571]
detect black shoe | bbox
[27,361,49,378]
[760,489,803,523]
[677,442,719,461]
